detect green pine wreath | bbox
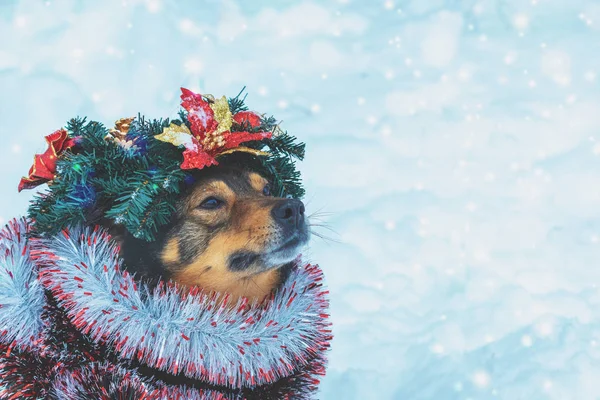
[21,87,305,242]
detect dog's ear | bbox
[99,217,175,288]
[77,196,128,248]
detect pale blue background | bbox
[2,0,600,399]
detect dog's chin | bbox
[262,233,309,270]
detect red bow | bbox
[18,129,77,192]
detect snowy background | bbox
[1,0,600,398]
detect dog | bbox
[106,166,309,302]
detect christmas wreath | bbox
[20,87,306,241]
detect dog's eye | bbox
[198,197,224,210]
[263,184,272,197]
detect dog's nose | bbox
[272,199,306,228]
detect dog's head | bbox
[116,166,309,300]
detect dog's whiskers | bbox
[308,222,338,234]
[307,209,340,245]
[309,229,341,245]
[309,210,335,216]
[308,209,336,219]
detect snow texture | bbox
[1,0,600,398]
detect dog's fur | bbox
[106,166,309,302]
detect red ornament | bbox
[233,111,262,128]
[18,129,78,192]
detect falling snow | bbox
[1,0,600,399]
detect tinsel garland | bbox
[0,219,332,399]
[0,218,45,350]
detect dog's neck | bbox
[173,266,282,303]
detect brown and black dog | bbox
[109,166,309,302]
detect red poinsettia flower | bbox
[155,88,272,170]
[18,129,78,192]
[180,88,219,137]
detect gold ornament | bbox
[107,117,135,140]
[155,123,195,149]
[216,147,270,158]
[105,117,137,149]
[210,96,233,135]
